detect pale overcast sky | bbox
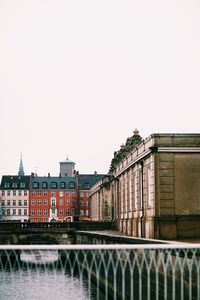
[0,0,200,177]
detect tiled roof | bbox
[78,174,105,190]
[30,176,76,190]
[0,175,31,190]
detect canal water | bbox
[0,250,98,300]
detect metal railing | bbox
[0,244,199,300]
[0,221,116,231]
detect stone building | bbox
[0,175,30,222]
[90,131,200,240]
[90,176,113,221]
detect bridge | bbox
[0,221,116,244]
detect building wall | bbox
[90,178,112,222]
[90,133,200,240]
[0,189,29,222]
[29,189,78,222]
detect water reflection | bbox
[0,269,91,300]
[0,249,98,300]
[20,250,59,264]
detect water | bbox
[0,250,96,300]
[0,269,92,300]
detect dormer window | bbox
[42,182,48,189]
[20,182,26,188]
[51,182,57,189]
[84,183,90,189]
[12,183,18,188]
[69,182,75,189]
[33,182,39,189]
[60,182,66,188]
[4,183,10,188]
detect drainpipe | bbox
[140,161,144,237]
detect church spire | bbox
[18,154,25,176]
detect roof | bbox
[0,176,31,190]
[30,176,76,190]
[59,159,75,164]
[77,174,105,190]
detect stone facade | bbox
[90,132,200,240]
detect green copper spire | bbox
[18,154,25,176]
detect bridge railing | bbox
[0,244,199,300]
[0,221,116,231]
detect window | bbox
[139,170,143,209]
[85,201,89,207]
[24,200,27,206]
[80,201,84,206]
[24,209,27,216]
[13,209,16,216]
[51,192,56,197]
[24,190,27,196]
[147,166,152,207]
[66,208,70,214]
[18,200,22,206]
[80,210,84,216]
[44,199,48,205]
[13,200,16,206]
[66,200,70,205]
[85,192,89,197]
[38,199,42,206]
[80,192,84,197]
[13,190,16,196]
[38,191,42,196]
[134,173,137,210]
[42,182,48,189]
[85,210,89,216]
[69,182,75,189]
[73,192,76,196]
[31,209,36,216]
[20,182,26,188]
[38,209,42,216]
[1,200,5,206]
[7,200,10,206]
[60,182,66,188]
[59,191,63,197]
[7,209,10,216]
[59,209,64,215]
[72,200,76,206]
[32,191,36,196]
[59,199,63,205]
[7,191,10,196]
[51,182,57,189]
[52,209,55,214]
[33,182,39,189]
[84,183,90,189]
[44,209,48,216]
[18,191,22,196]
[44,192,48,196]
[12,182,18,188]
[66,191,69,196]
[2,191,5,196]
[51,199,56,207]
[31,199,35,205]
[129,175,132,211]
[18,209,21,216]
[4,183,10,188]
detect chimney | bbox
[59,172,61,177]
[48,173,50,177]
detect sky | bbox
[0,0,200,177]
